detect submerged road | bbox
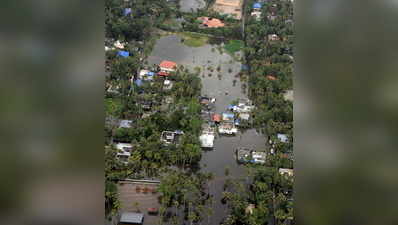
[148,33,267,224]
[148,2,266,223]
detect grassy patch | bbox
[178,32,209,47]
[224,40,243,55]
[105,98,122,116]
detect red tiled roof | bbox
[212,113,222,122]
[200,17,225,28]
[159,60,177,69]
[266,75,277,80]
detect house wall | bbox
[160,67,176,72]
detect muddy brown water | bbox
[148,34,267,224]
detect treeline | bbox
[223,0,294,224]
[181,10,243,40]
[104,0,210,219]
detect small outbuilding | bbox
[119,212,144,224]
[117,51,130,58]
[277,133,289,143]
[252,3,262,10]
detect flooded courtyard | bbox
[148,34,267,224]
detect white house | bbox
[279,168,294,177]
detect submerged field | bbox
[178,32,209,47]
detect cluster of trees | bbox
[222,0,294,224]
[105,0,177,41]
[105,0,212,219]
[244,0,293,155]
[158,169,214,225]
[222,167,293,225]
[105,66,207,216]
[181,9,243,40]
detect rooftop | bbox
[283,90,294,101]
[279,168,294,177]
[199,17,225,28]
[253,3,262,9]
[119,120,133,128]
[277,133,289,143]
[120,212,143,224]
[159,60,177,69]
[117,51,130,58]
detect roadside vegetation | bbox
[105,1,214,222]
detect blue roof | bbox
[117,51,129,57]
[253,3,262,9]
[227,105,235,110]
[223,113,235,118]
[135,79,143,86]
[147,71,155,76]
[124,8,132,16]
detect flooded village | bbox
[105,0,293,224]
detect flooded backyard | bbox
[148,34,267,224]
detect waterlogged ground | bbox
[148,34,267,224]
[179,0,206,13]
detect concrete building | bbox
[159,60,177,75]
[119,212,144,224]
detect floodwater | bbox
[148,35,267,224]
[179,0,206,13]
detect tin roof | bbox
[120,212,144,224]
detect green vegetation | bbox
[105,0,294,224]
[105,98,122,116]
[178,32,209,47]
[224,40,243,55]
[221,0,294,224]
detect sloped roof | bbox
[199,17,225,28]
[159,60,177,69]
[253,3,262,9]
